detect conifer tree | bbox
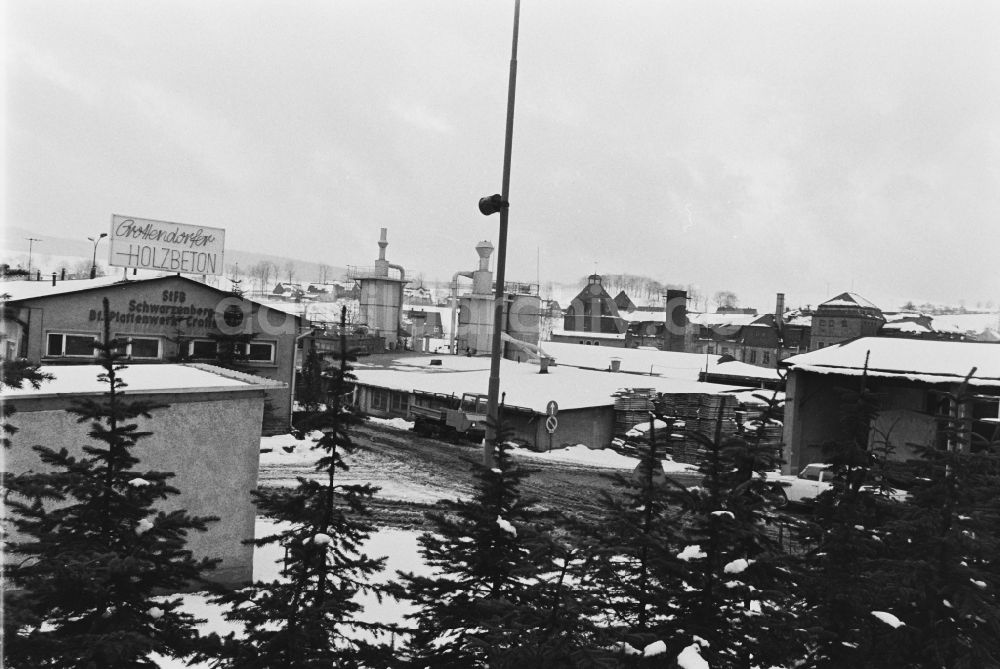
[652,404,794,669]
[866,371,1000,668]
[1,357,53,448]
[201,305,394,668]
[297,345,327,412]
[586,412,689,660]
[399,406,597,667]
[3,298,219,668]
[792,364,904,668]
[587,396,792,667]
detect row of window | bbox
[370,388,408,412]
[817,319,850,329]
[45,333,276,363]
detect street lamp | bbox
[88,233,108,279]
[479,0,521,467]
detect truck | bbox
[409,392,489,443]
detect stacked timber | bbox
[656,393,739,464]
[612,388,657,435]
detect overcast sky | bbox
[5,0,999,311]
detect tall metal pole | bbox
[484,0,521,467]
[26,238,41,276]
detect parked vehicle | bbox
[765,463,908,508]
[409,393,488,443]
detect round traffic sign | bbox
[546,400,559,416]
[545,415,558,434]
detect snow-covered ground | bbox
[151,422,697,666]
[151,519,427,668]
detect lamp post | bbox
[88,233,108,279]
[26,237,41,276]
[478,0,521,467]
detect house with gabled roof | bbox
[810,291,885,349]
[613,290,636,314]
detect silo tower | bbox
[348,228,407,349]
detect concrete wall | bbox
[507,406,615,452]
[10,277,297,433]
[5,390,264,588]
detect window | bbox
[763,351,771,365]
[189,340,219,359]
[841,320,848,329]
[125,337,162,360]
[391,392,407,413]
[46,333,97,358]
[188,339,275,363]
[371,388,388,410]
[749,350,757,363]
[246,342,275,363]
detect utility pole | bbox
[26,238,41,276]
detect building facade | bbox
[2,275,302,433]
[810,292,885,349]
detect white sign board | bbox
[109,214,225,276]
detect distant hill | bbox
[1,226,345,283]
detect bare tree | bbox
[317,263,331,284]
[713,290,739,311]
[284,260,296,285]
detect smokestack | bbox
[377,227,388,261]
[665,289,688,352]
[775,292,786,328]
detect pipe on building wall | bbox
[450,271,474,354]
[388,263,406,344]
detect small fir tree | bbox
[652,403,794,669]
[201,305,395,668]
[3,298,219,668]
[399,406,595,667]
[297,345,328,412]
[586,412,689,658]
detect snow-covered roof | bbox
[3,363,286,399]
[783,337,1000,387]
[540,341,709,379]
[1,275,132,301]
[2,276,301,323]
[619,310,666,322]
[688,312,759,327]
[353,355,752,412]
[818,292,881,310]
[881,321,932,333]
[550,329,625,340]
[929,312,1000,334]
[707,360,783,382]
